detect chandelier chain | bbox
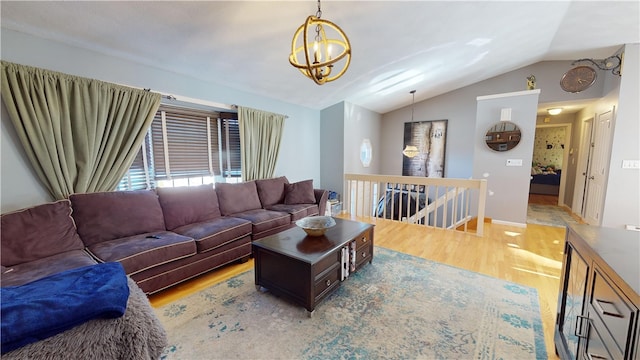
[410,90,416,122]
[314,0,323,43]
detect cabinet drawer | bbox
[590,267,636,356]
[313,251,341,281]
[314,263,340,299]
[355,245,372,269]
[354,229,372,250]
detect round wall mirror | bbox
[484,121,522,152]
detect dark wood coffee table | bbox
[252,218,374,315]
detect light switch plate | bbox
[622,160,640,169]
[506,159,523,167]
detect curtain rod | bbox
[231,104,289,119]
[142,89,234,111]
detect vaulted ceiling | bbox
[1,1,638,114]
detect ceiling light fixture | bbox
[403,90,420,158]
[289,0,351,85]
[547,108,563,115]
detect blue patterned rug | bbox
[155,247,547,359]
[527,204,580,227]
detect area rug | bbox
[527,203,579,227]
[155,247,547,359]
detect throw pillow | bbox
[215,181,262,216]
[255,176,289,206]
[284,180,316,205]
[1,200,85,266]
[156,185,221,230]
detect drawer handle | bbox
[575,315,588,338]
[587,352,608,360]
[362,252,367,258]
[594,299,624,318]
[326,279,331,287]
[361,237,367,242]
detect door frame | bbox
[534,123,572,206]
[572,116,594,217]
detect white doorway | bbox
[531,124,572,206]
[573,108,615,226]
[572,117,594,217]
[583,108,615,225]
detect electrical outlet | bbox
[506,159,523,167]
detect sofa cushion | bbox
[265,203,319,221]
[70,190,166,247]
[230,209,291,237]
[1,200,85,267]
[85,231,196,276]
[255,176,289,207]
[0,250,98,287]
[215,181,262,216]
[284,179,316,205]
[172,217,252,253]
[157,185,221,231]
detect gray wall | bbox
[380,56,638,228]
[0,29,322,213]
[343,102,382,175]
[319,102,345,199]
[473,90,540,225]
[601,44,639,229]
[320,101,382,200]
[380,60,608,179]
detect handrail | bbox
[343,174,487,236]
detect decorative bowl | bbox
[295,216,336,237]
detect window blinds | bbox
[152,107,221,180]
[117,104,240,190]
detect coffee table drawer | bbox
[314,263,341,300]
[355,245,373,269]
[314,251,341,277]
[354,229,372,250]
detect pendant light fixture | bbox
[402,90,419,158]
[289,0,351,85]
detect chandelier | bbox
[289,0,351,85]
[403,90,419,158]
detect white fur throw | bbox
[3,277,167,360]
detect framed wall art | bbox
[402,119,447,177]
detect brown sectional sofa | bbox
[1,177,328,294]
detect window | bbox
[117,104,240,190]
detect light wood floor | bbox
[149,214,565,359]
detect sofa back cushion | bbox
[1,200,85,266]
[70,190,166,247]
[284,179,317,205]
[215,181,262,216]
[157,185,221,231]
[255,176,289,207]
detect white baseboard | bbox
[491,219,527,228]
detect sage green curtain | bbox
[238,106,285,181]
[1,61,161,200]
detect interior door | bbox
[572,118,594,217]
[584,109,614,225]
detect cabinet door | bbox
[557,241,590,359]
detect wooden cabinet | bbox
[555,225,640,360]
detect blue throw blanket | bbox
[1,262,129,354]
